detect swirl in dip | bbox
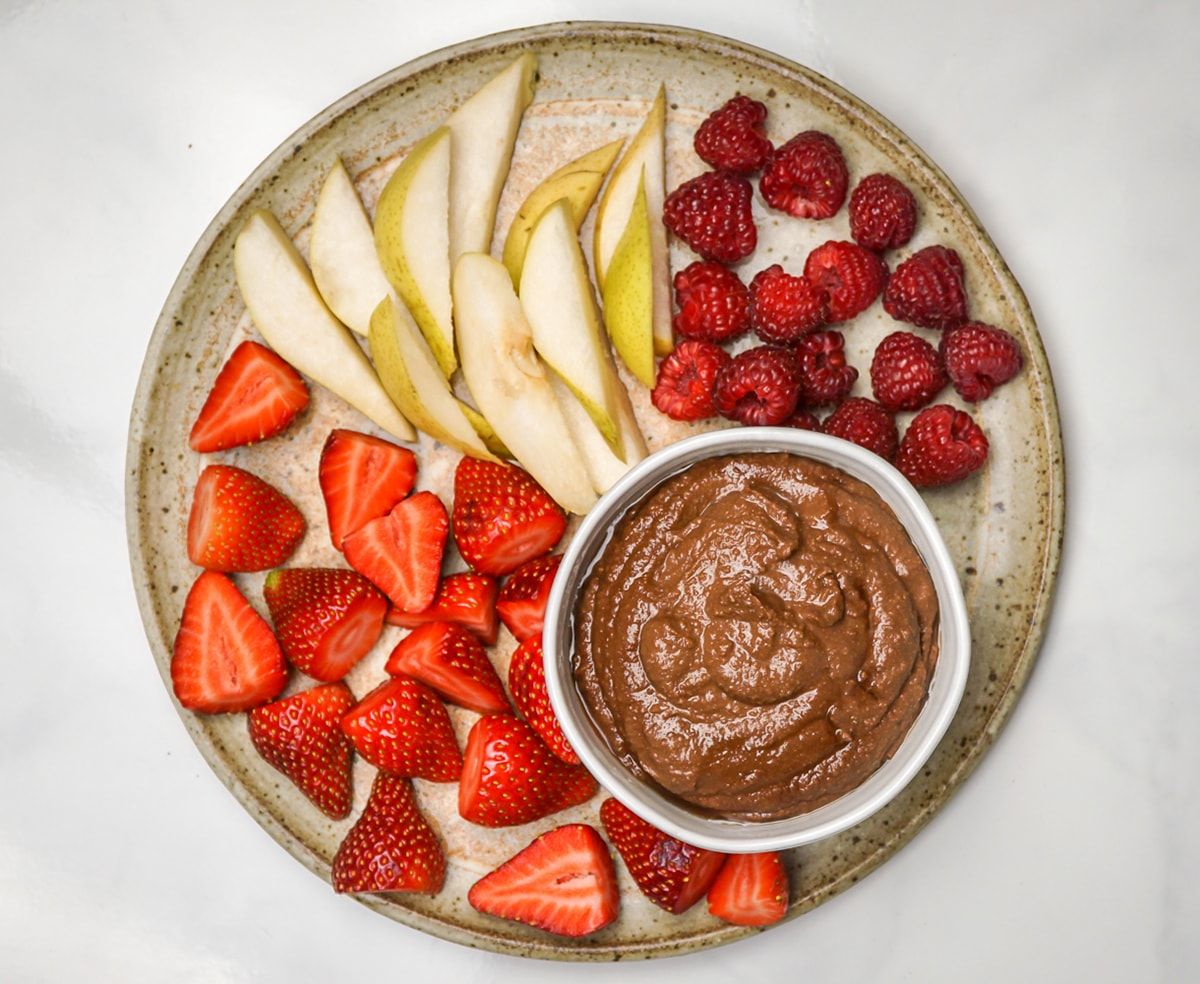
[573,452,940,821]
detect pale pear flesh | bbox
[550,369,647,494]
[601,172,657,388]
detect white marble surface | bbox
[1,0,1196,980]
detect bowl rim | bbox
[542,427,972,853]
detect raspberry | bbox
[940,322,1023,402]
[870,331,947,411]
[748,265,828,343]
[694,96,773,174]
[849,173,917,251]
[712,345,801,426]
[759,130,848,219]
[822,398,898,460]
[671,261,751,343]
[803,240,888,322]
[785,409,822,431]
[663,171,757,264]
[895,404,989,487]
[795,330,858,406]
[884,245,968,330]
[651,340,731,422]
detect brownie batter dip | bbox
[574,453,940,821]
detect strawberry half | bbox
[186,464,306,572]
[331,773,445,894]
[599,798,727,914]
[263,568,387,682]
[340,677,462,782]
[468,824,619,937]
[706,851,789,926]
[319,429,417,550]
[459,715,597,827]
[508,638,577,764]
[171,571,288,713]
[385,621,508,714]
[343,491,448,613]
[452,458,566,577]
[247,682,355,819]
[386,571,499,645]
[189,340,309,453]
[496,554,561,643]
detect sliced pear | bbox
[600,173,656,388]
[451,253,596,515]
[374,128,456,377]
[460,403,512,459]
[593,86,673,356]
[445,53,538,263]
[309,158,392,336]
[502,138,623,284]
[550,368,647,494]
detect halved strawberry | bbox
[331,773,445,894]
[343,491,448,613]
[599,798,727,914]
[468,824,619,937]
[508,638,577,764]
[496,555,561,643]
[340,677,461,782]
[186,464,306,572]
[386,572,499,645]
[247,682,355,819]
[262,568,387,682]
[452,458,566,577]
[706,851,789,926]
[171,571,288,713]
[385,622,508,714]
[459,715,597,827]
[319,429,417,550]
[189,340,309,453]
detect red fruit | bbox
[748,265,828,344]
[822,397,899,460]
[458,715,597,827]
[786,409,822,431]
[340,677,462,782]
[186,464,305,573]
[795,330,858,406]
[940,322,1024,401]
[263,568,387,682]
[331,773,445,895]
[870,330,948,411]
[508,638,578,764]
[386,571,499,645]
[247,682,355,819]
[598,798,727,914]
[693,95,773,174]
[651,340,731,422]
[496,554,562,643]
[319,429,417,550]
[468,825,619,938]
[453,459,566,577]
[759,130,848,219]
[343,491,448,613]
[663,170,757,264]
[895,404,989,487]
[171,571,288,714]
[385,621,508,715]
[672,261,751,343]
[884,245,968,330]
[189,340,308,453]
[849,173,918,251]
[712,345,801,426]
[706,852,789,926]
[803,240,888,323]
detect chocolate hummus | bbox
[574,453,940,821]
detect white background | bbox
[2,0,1197,980]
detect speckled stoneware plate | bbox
[127,21,1064,961]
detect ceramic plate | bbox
[126,21,1064,960]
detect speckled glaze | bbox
[126,22,1063,961]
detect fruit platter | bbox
[127,23,1064,960]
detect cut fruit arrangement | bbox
[169,54,1026,940]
